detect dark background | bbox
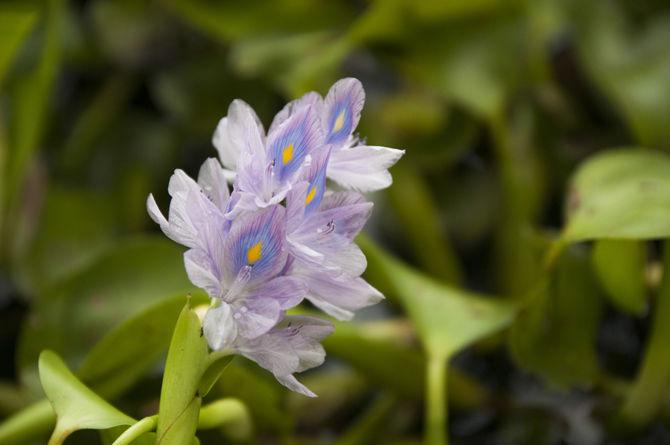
[1,0,670,443]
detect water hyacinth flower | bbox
[148,78,404,396]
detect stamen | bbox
[318,220,336,235]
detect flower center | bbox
[281,143,294,165]
[333,110,346,133]
[305,185,317,205]
[246,242,263,265]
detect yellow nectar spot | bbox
[305,186,317,205]
[282,143,294,165]
[246,242,262,265]
[332,110,346,132]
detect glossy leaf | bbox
[78,293,207,398]
[155,303,208,444]
[198,353,234,398]
[592,239,647,315]
[563,149,670,242]
[38,351,134,445]
[361,236,516,445]
[361,236,517,360]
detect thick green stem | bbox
[426,355,448,445]
[112,416,156,445]
[619,243,670,426]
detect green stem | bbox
[112,416,156,445]
[426,354,448,445]
[619,243,670,426]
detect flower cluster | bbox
[148,78,404,396]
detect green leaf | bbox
[17,236,197,396]
[16,187,119,294]
[399,14,526,120]
[0,294,206,444]
[160,0,354,42]
[78,293,207,398]
[0,399,54,445]
[619,241,670,427]
[573,0,670,149]
[386,163,463,284]
[155,302,209,444]
[324,320,425,399]
[6,0,63,216]
[38,351,134,445]
[229,32,350,97]
[360,236,516,445]
[0,3,38,88]
[509,245,604,386]
[592,239,647,314]
[198,353,234,398]
[563,149,670,242]
[361,236,517,360]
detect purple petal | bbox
[323,78,365,145]
[287,190,371,275]
[294,266,384,320]
[267,105,323,184]
[184,248,223,298]
[213,100,265,171]
[269,91,323,135]
[253,276,307,310]
[147,169,225,252]
[235,315,333,397]
[223,205,287,285]
[298,193,373,242]
[285,181,310,234]
[323,242,367,276]
[198,158,230,212]
[232,293,282,339]
[327,145,405,192]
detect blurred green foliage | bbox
[1,0,670,444]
